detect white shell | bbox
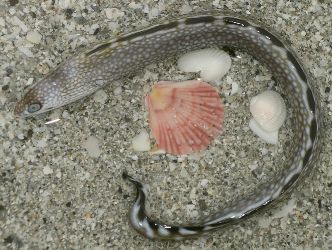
[132,130,151,152]
[178,48,231,82]
[249,119,278,145]
[249,90,286,132]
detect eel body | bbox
[15,14,321,240]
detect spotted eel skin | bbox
[15,14,321,240]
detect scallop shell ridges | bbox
[145,80,224,155]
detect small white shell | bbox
[178,48,232,82]
[132,130,151,152]
[249,90,286,132]
[249,119,278,144]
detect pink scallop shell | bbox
[145,80,224,155]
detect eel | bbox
[15,13,321,240]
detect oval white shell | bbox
[178,48,232,82]
[249,118,278,144]
[132,130,151,152]
[249,90,286,132]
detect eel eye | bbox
[27,103,42,113]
